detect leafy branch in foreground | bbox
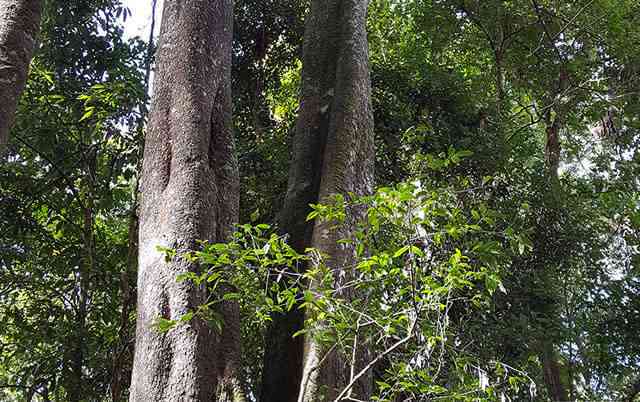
[300,179,533,401]
[159,161,535,400]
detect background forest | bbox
[0,0,639,401]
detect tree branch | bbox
[333,318,417,402]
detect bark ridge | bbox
[129,1,241,401]
[0,0,42,151]
[261,1,375,401]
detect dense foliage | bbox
[0,0,638,401]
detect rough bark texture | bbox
[112,3,157,397]
[0,0,41,151]
[260,0,341,399]
[542,345,568,402]
[261,1,374,401]
[129,1,242,401]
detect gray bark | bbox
[129,1,242,401]
[112,3,157,397]
[260,0,343,399]
[0,0,41,151]
[261,1,374,401]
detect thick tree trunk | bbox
[261,1,374,401]
[297,0,374,393]
[259,0,341,399]
[0,0,41,151]
[129,1,242,401]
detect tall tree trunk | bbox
[494,48,505,118]
[259,0,341,398]
[67,149,97,401]
[68,204,92,402]
[143,0,157,98]
[536,68,569,402]
[111,205,138,402]
[129,1,242,401]
[251,25,272,139]
[261,1,374,401]
[0,0,41,151]
[112,3,158,396]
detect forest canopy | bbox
[0,0,638,401]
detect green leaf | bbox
[393,245,410,258]
[179,312,194,322]
[79,107,95,122]
[155,318,177,333]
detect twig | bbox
[333,317,418,402]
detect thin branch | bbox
[458,1,496,53]
[12,135,85,210]
[346,316,362,400]
[333,317,418,402]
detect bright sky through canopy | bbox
[122,0,163,41]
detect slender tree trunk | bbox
[537,68,569,402]
[68,204,93,402]
[67,149,97,401]
[129,1,242,401]
[494,49,505,117]
[261,1,374,401]
[111,205,138,401]
[545,117,561,180]
[143,0,157,96]
[111,3,158,397]
[0,0,41,151]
